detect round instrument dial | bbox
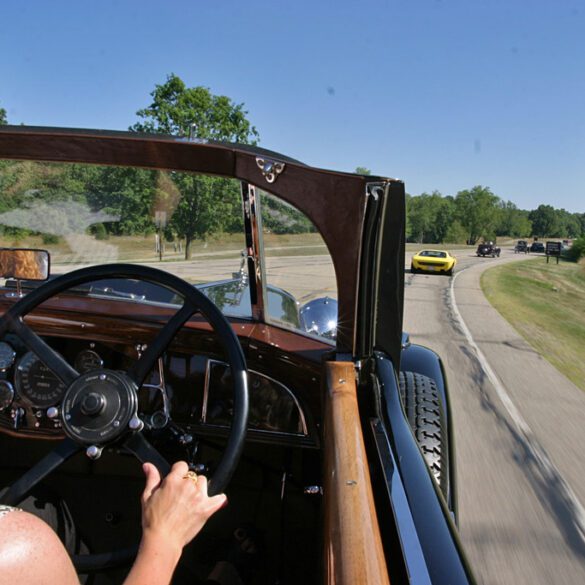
[0,380,14,410]
[0,341,16,370]
[74,349,104,374]
[15,351,67,408]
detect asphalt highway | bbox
[403,249,585,585]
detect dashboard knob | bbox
[47,407,60,419]
[128,416,144,431]
[86,445,103,460]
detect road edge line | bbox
[450,267,585,543]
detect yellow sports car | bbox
[411,249,457,275]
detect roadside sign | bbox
[546,241,562,264]
[546,242,561,256]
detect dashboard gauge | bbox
[0,341,16,370]
[74,349,104,374]
[0,380,14,410]
[15,351,67,408]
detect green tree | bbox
[565,235,585,262]
[529,204,559,237]
[496,201,532,238]
[407,191,452,243]
[455,186,501,244]
[0,106,6,125]
[0,160,100,239]
[555,209,582,238]
[444,220,468,244]
[577,213,585,236]
[130,74,259,258]
[262,192,314,234]
[355,167,371,175]
[85,166,160,235]
[130,73,259,143]
[168,175,244,256]
[404,193,412,239]
[407,193,432,243]
[434,195,457,243]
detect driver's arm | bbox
[0,462,227,585]
[124,461,227,585]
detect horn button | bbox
[61,370,138,445]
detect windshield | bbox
[419,250,447,258]
[259,189,337,339]
[0,159,337,341]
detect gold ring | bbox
[183,471,198,483]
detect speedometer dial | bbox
[15,351,67,408]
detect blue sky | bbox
[1,0,584,212]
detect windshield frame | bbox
[0,125,403,356]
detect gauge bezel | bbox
[15,351,68,408]
[0,380,15,411]
[0,341,16,371]
[74,349,104,374]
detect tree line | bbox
[405,187,584,245]
[2,77,583,251]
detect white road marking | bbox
[450,268,585,543]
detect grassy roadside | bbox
[481,258,585,391]
[0,232,328,264]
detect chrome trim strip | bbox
[201,357,212,423]
[241,182,267,323]
[371,418,433,584]
[140,357,170,419]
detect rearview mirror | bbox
[0,248,50,281]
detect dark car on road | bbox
[514,240,529,253]
[530,242,545,253]
[0,126,474,585]
[476,241,501,257]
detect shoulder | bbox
[0,509,79,584]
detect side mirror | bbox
[0,248,50,282]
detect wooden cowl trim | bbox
[323,361,390,585]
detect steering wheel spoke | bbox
[123,431,171,477]
[10,316,79,385]
[127,302,197,386]
[0,438,80,506]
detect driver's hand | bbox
[140,461,227,551]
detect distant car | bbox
[530,242,545,253]
[476,242,501,257]
[411,249,457,275]
[514,240,529,253]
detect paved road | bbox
[403,249,585,584]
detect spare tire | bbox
[398,371,449,501]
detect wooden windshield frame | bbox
[0,125,403,355]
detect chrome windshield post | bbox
[240,182,267,322]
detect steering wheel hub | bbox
[61,370,138,445]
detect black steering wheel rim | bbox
[0,263,249,571]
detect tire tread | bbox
[398,371,448,496]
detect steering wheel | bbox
[0,263,249,572]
